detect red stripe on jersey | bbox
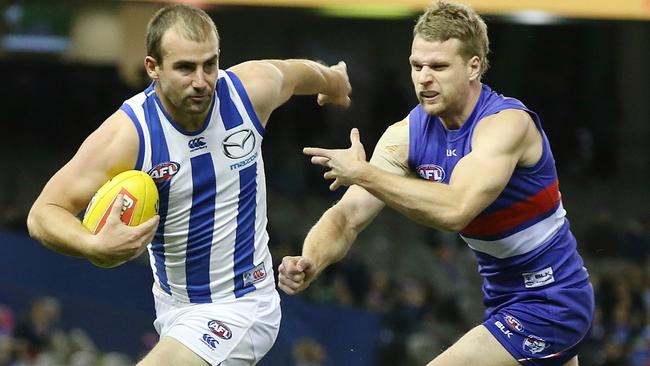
[461,180,560,237]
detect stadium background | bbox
[0,1,648,365]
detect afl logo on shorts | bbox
[504,314,524,332]
[148,162,180,183]
[523,335,548,354]
[208,320,232,340]
[416,164,445,182]
[223,129,255,159]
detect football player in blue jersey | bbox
[279,1,593,366]
[27,4,350,366]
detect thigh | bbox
[151,291,281,366]
[138,336,209,366]
[564,356,578,366]
[426,325,520,366]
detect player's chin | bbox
[184,100,211,114]
[420,102,442,116]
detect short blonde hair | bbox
[414,1,490,78]
[146,4,219,64]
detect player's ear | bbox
[144,56,161,80]
[468,56,481,81]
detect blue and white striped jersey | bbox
[120,70,275,303]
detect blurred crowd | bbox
[0,297,137,366]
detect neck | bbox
[439,81,482,130]
[154,84,208,132]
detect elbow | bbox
[26,206,43,241]
[436,205,474,232]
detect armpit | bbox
[369,119,410,176]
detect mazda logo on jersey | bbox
[222,129,255,159]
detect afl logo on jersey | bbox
[223,129,255,159]
[416,164,445,182]
[148,161,180,183]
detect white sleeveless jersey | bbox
[120,70,275,304]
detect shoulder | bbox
[227,61,286,124]
[475,109,532,137]
[228,61,283,86]
[89,110,140,166]
[381,118,409,143]
[473,109,536,155]
[369,118,410,176]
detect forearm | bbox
[27,203,94,258]
[268,59,347,96]
[355,162,466,231]
[302,205,359,276]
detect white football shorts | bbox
[152,285,281,365]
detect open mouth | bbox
[419,91,439,102]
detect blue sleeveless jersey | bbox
[119,70,275,304]
[408,84,590,313]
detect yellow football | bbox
[82,170,159,234]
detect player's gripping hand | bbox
[278,256,317,295]
[304,128,367,191]
[88,194,159,268]
[317,61,351,108]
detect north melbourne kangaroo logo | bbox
[222,129,255,159]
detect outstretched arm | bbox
[304,109,541,231]
[27,111,159,267]
[228,59,351,125]
[278,120,409,295]
[278,186,384,295]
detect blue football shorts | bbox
[483,282,594,366]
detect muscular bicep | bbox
[369,118,411,176]
[228,61,286,125]
[35,110,139,215]
[448,110,533,222]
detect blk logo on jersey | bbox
[208,320,232,340]
[522,267,555,288]
[223,129,255,159]
[188,137,207,152]
[416,164,445,182]
[148,162,180,183]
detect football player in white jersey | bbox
[27,4,350,366]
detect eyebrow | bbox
[410,57,448,65]
[172,54,219,67]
